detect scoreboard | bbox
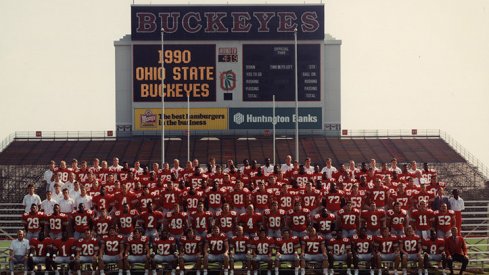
[115,4,341,133]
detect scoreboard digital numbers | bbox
[243,44,321,101]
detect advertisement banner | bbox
[131,5,324,41]
[133,44,216,102]
[229,108,322,129]
[134,108,228,131]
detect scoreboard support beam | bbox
[294,28,299,162]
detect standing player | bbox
[434,203,456,238]
[99,227,125,275]
[72,204,94,239]
[45,204,69,239]
[275,229,300,275]
[178,228,203,275]
[327,231,353,275]
[337,201,360,238]
[300,227,328,275]
[214,203,238,239]
[164,203,189,241]
[288,201,310,238]
[124,228,151,275]
[228,181,250,214]
[410,200,435,239]
[203,226,230,275]
[387,202,409,236]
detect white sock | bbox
[275,267,279,275]
[394,270,398,275]
[300,268,306,275]
[45,271,49,275]
[424,269,428,275]
[369,270,374,275]
[154,270,158,275]
[204,269,208,275]
[180,271,184,275]
[267,270,271,275]
[196,271,200,275]
[55,271,60,275]
[224,270,228,275]
[354,269,359,275]
[127,270,131,275]
[118,270,123,275]
[230,270,234,275]
[171,270,175,275]
[254,271,258,275]
[403,268,407,275]
[294,267,299,275]
[418,269,422,275]
[78,271,82,275]
[144,270,148,275]
[324,268,329,275]
[101,271,105,275]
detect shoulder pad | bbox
[263,209,271,215]
[195,236,202,241]
[168,237,175,241]
[342,238,350,242]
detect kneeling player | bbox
[99,227,125,275]
[300,227,328,275]
[275,229,300,275]
[422,229,447,275]
[153,231,178,275]
[250,228,274,275]
[230,226,251,275]
[124,228,151,275]
[204,226,230,275]
[75,230,100,275]
[400,226,423,275]
[179,228,203,275]
[374,227,400,275]
[327,230,353,275]
[351,228,375,275]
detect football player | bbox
[203,226,230,275]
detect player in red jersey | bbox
[178,228,203,275]
[387,202,409,236]
[312,208,336,240]
[214,203,238,239]
[337,201,360,238]
[45,204,69,239]
[250,228,274,275]
[93,208,113,238]
[301,181,322,214]
[164,203,189,240]
[404,178,421,197]
[99,227,125,275]
[152,230,178,275]
[229,226,251,275]
[72,203,94,239]
[22,204,44,240]
[51,232,77,273]
[251,181,274,213]
[238,205,263,237]
[351,228,375,275]
[188,168,208,189]
[181,186,205,213]
[136,185,156,210]
[327,231,353,275]
[92,186,114,212]
[114,203,139,238]
[324,183,345,213]
[413,183,435,207]
[190,201,213,238]
[124,228,150,275]
[434,203,456,238]
[300,227,328,275]
[390,184,411,211]
[139,202,164,241]
[206,180,227,213]
[275,184,296,213]
[361,202,386,236]
[374,227,400,275]
[262,201,286,238]
[399,226,424,275]
[204,226,230,275]
[410,200,435,239]
[288,201,310,238]
[275,229,300,275]
[345,184,364,210]
[422,229,447,275]
[75,230,99,274]
[113,183,138,210]
[28,236,53,272]
[367,178,389,209]
[159,183,182,214]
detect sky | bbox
[0,0,488,169]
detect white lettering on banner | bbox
[233,113,318,124]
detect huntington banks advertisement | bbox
[133,44,216,102]
[229,108,322,129]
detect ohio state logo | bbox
[220,70,236,91]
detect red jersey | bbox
[390,192,411,210]
[114,209,139,235]
[422,238,445,254]
[345,193,363,210]
[410,209,435,231]
[374,235,398,254]
[206,188,227,209]
[361,209,386,231]
[414,190,435,205]
[338,208,360,230]
[188,175,207,189]
[263,209,286,230]
[206,233,228,254]
[328,237,351,255]
[77,238,99,256]
[368,186,389,207]
[239,212,263,234]
[190,211,213,233]
[231,235,250,254]
[30,238,53,256]
[405,186,420,197]
[301,190,322,211]
[325,191,344,212]
[180,235,202,255]
[160,188,182,210]
[52,237,77,256]
[93,216,113,237]
[139,210,164,230]
[126,235,149,256]
[165,211,188,236]
[57,168,70,183]
[251,189,274,210]
[288,208,310,232]
[214,210,237,233]
[251,236,274,255]
[72,210,94,233]
[113,191,138,209]
[351,235,374,254]
[302,235,324,254]
[387,209,408,232]
[275,236,300,255]
[137,193,156,210]
[275,191,296,212]
[46,213,69,234]
[434,210,456,232]
[101,234,124,256]
[92,194,114,211]
[181,190,204,212]
[154,237,176,256]
[313,213,336,235]
[22,212,44,233]
[400,234,421,254]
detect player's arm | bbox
[145,242,150,258]
[224,239,229,256]
[321,242,327,256]
[99,241,105,258]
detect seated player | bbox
[312,208,336,240]
[139,201,164,242]
[28,236,53,274]
[178,228,203,275]
[191,201,213,239]
[99,226,125,275]
[124,227,151,275]
[93,208,113,238]
[337,201,360,238]
[250,228,274,275]
[387,202,408,236]
[230,226,251,275]
[263,201,286,238]
[399,226,423,275]
[288,201,310,238]
[275,229,300,275]
[214,203,238,239]
[300,227,328,275]
[374,227,400,275]
[238,204,263,238]
[351,228,375,275]
[203,226,230,275]
[75,230,99,275]
[327,230,353,275]
[422,229,447,275]
[51,232,77,275]
[152,231,178,275]
[114,203,139,239]
[361,202,386,236]
[164,203,189,241]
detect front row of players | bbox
[24,224,456,275]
